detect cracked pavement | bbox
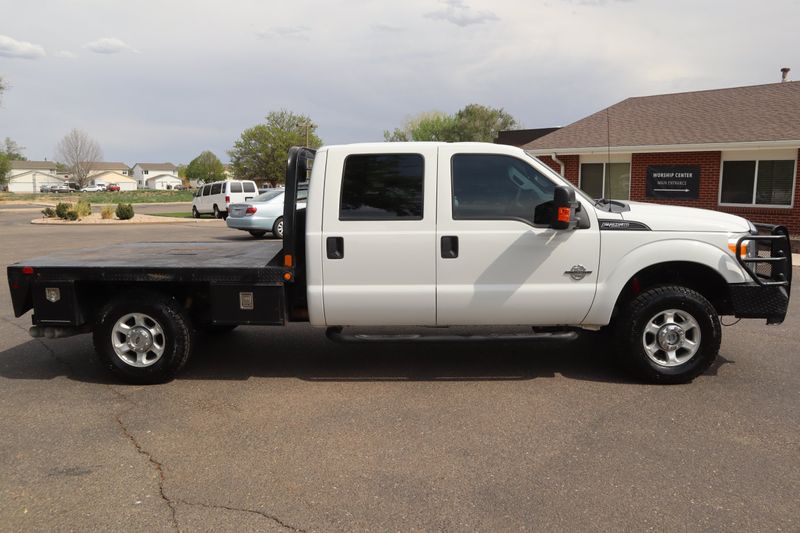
[1,207,799,531]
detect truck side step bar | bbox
[325,326,578,344]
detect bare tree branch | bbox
[56,129,103,187]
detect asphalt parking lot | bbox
[0,206,798,532]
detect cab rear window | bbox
[339,154,424,220]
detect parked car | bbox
[106,184,121,192]
[226,188,306,239]
[40,184,57,193]
[54,183,80,193]
[191,179,259,219]
[81,185,106,192]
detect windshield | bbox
[253,190,284,203]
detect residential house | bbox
[131,162,180,189]
[90,171,137,191]
[5,161,64,193]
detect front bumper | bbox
[732,224,793,324]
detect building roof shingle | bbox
[135,162,177,171]
[525,81,800,151]
[9,160,58,170]
[89,162,130,171]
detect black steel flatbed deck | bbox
[13,241,287,284]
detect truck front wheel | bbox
[615,286,720,384]
[93,293,192,384]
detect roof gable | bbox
[134,162,177,171]
[9,160,58,170]
[525,81,800,151]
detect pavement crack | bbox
[114,413,179,532]
[176,499,305,532]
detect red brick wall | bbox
[629,150,800,233]
[538,154,579,186]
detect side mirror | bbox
[551,185,578,230]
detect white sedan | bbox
[80,185,106,192]
[226,189,307,239]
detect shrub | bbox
[55,202,71,220]
[75,200,91,217]
[101,206,114,219]
[41,207,56,218]
[116,203,134,220]
[65,210,79,221]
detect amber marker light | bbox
[284,254,293,267]
[557,207,571,223]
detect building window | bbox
[144,170,149,175]
[580,163,630,199]
[451,154,556,225]
[720,160,795,206]
[339,154,424,220]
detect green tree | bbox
[2,137,26,160]
[228,110,322,186]
[384,111,458,142]
[186,150,225,185]
[384,104,520,143]
[452,104,519,142]
[0,153,10,188]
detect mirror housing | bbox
[551,186,578,230]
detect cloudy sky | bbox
[0,0,798,164]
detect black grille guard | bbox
[735,224,792,297]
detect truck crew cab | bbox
[7,143,792,384]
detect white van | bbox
[191,180,258,218]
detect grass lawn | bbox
[0,190,195,204]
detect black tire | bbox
[196,324,238,335]
[249,230,266,238]
[93,292,192,384]
[272,217,284,239]
[614,285,720,384]
[192,206,199,218]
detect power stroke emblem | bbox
[565,265,592,281]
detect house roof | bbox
[88,161,130,171]
[145,173,182,181]
[525,81,800,152]
[9,160,58,170]
[8,170,63,180]
[495,128,560,147]
[135,162,177,171]
[91,170,136,182]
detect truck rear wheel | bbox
[615,285,720,384]
[93,292,192,384]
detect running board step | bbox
[325,327,578,344]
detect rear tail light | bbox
[225,195,230,204]
[22,266,34,275]
[245,206,257,215]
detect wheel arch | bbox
[584,239,747,326]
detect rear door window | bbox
[230,182,243,193]
[243,182,257,193]
[339,154,424,220]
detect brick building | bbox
[523,81,800,233]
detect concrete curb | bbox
[31,215,223,226]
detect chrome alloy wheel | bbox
[111,312,166,368]
[642,308,701,367]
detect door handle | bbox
[441,236,459,258]
[327,237,344,259]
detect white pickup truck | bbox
[7,143,792,384]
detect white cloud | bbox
[55,50,78,59]
[425,0,499,27]
[83,37,139,54]
[0,34,46,59]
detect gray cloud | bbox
[425,0,499,26]
[0,34,46,59]
[256,26,311,40]
[83,37,139,54]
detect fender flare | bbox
[583,238,748,326]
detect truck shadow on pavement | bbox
[0,326,732,385]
